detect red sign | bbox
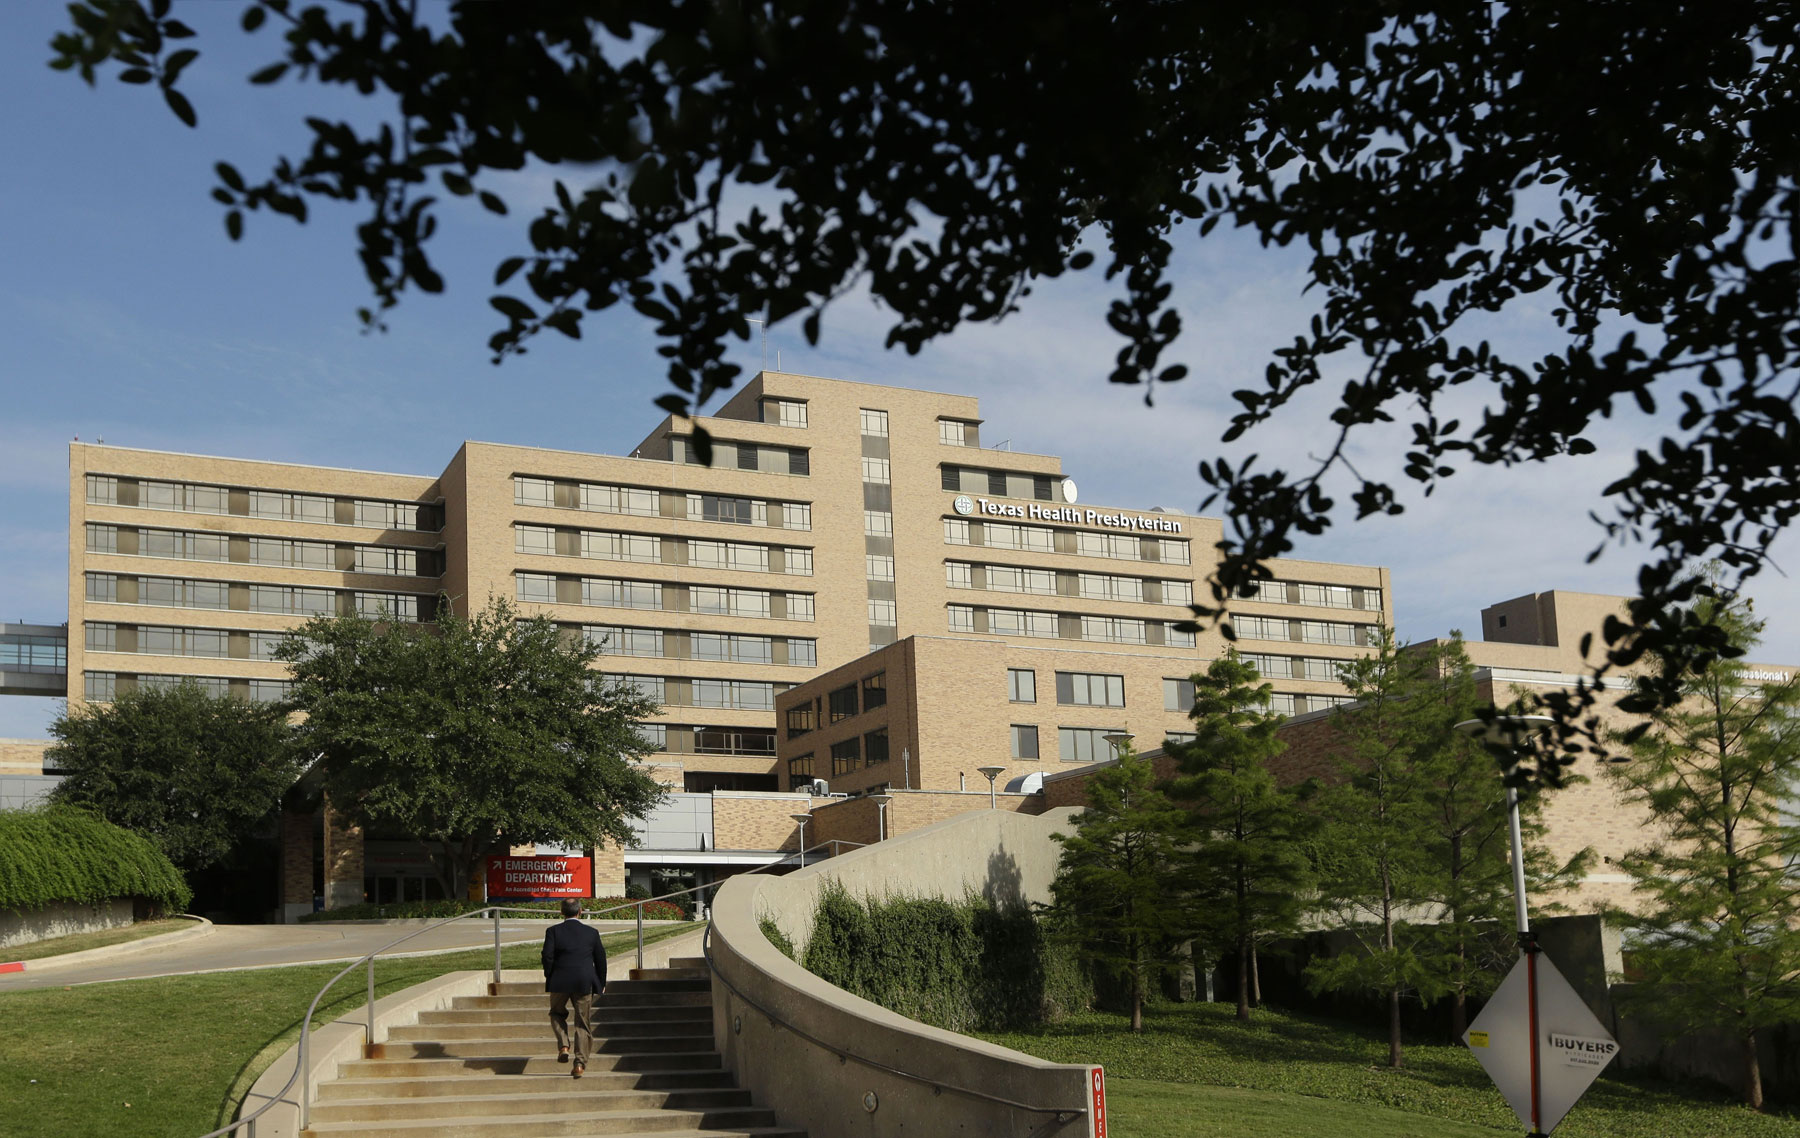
[485,855,592,900]
[1091,1066,1106,1137]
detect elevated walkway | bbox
[0,622,66,698]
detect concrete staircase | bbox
[302,957,803,1138]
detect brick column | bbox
[279,812,314,923]
[592,839,627,898]
[321,794,365,910]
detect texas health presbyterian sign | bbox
[952,494,1184,533]
[484,855,593,900]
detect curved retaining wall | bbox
[708,806,1102,1137]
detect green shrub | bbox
[759,915,797,960]
[0,807,191,916]
[801,883,1091,1032]
[296,896,688,923]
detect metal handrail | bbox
[206,836,851,1137]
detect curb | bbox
[1,914,214,972]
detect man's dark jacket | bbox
[542,917,607,994]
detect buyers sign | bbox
[1464,950,1619,1134]
[485,855,592,900]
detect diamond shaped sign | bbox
[1464,951,1619,1135]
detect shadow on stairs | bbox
[300,957,804,1137]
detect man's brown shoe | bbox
[572,1062,585,1079]
[557,1048,570,1063]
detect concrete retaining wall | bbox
[0,898,134,949]
[709,807,1102,1138]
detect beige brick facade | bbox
[0,739,49,776]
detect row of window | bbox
[86,622,288,661]
[945,519,1191,565]
[1233,615,1375,647]
[762,399,809,428]
[86,573,428,621]
[580,625,817,667]
[635,724,778,757]
[515,573,814,621]
[1238,652,1352,682]
[668,436,809,475]
[1006,668,1199,712]
[0,635,65,672]
[514,478,813,531]
[946,561,1195,606]
[786,726,893,782]
[87,524,430,577]
[941,466,1062,501]
[785,672,887,737]
[618,674,796,712]
[87,475,434,531]
[514,525,813,575]
[948,605,1196,647]
[83,671,292,704]
[938,419,979,447]
[1237,579,1383,612]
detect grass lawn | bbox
[3,919,198,962]
[0,922,699,1138]
[978,1002,1800,1138]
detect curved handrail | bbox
[206,837,850,1137]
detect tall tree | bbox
[49,4,1800,754]
[48,680,302,874]
[1047,743,1191,1032]
[1611,594,1800,1111]
[279,596,664,896]
[1168,652,1310,1023]
[1305,628,1441,1067]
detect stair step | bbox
[309,1087,754,1123]
[319,1069,735,1099]
[668,957,708,969]
[490,979,708,996]
[420,1005,712,1026]
[456,991,712,1009]
[301,1104,781,1136]
[630,968,709,982]
[351,1051,724,1074]
[372,1034,712,1058]
[388,1021,712,1041]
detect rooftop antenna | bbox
[746,317,769,374]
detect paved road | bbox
[0,919,673,992]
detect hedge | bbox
[801,884,1091,1033]
[297,897,690,922]
[0,807,191,915]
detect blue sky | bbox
[3,4,1795,736]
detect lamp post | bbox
[902,747,911,790]
[1103,731,1135,760]
[790,813,812,867]
[869,793,893,841]
[976,765,1006,809]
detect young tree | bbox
[1305,628,1442,1067]
[1611,595,1800,1110]
[280,596,664,897]
[51,4,1800,742]
[48,679,302,873]
[1047,744,1190,1032]
[1168,652,1311,1023]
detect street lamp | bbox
[870,793,893,841]
[976,765,1006,809]
[1103,731,1135,759]
[790,813,812,867]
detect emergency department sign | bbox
[1463,951,1619,1134]
[484,855,592,900]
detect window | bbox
[867,554,895,580]
[782,502,812,529]
[1165,624,1196,648]
[586,578,662,611]
[1011,725,1040,760]
[249,630,288,659]
[785,593,814,620]
[1162,580,1194,606]
[764,399,808,428]
[945,562,973,589]
[1081,616,1147,645]
[86,475,120,504]
[859,408,889,436]
[1057,672,1126,707]
[515,525,557,556]
[985,522,1055,553]
[516,573,558,604]
[586,484,660,517]
[355,500,423,529]
[736,443,760,472]
[589,626,664,658]
[1079,573,1144,603]
[787,702,817,738]
[697,494,757,525]
[868,598,897,624]
[588,532,660,563]
[1165,731,1197,747]
[938,419,972,446]
[85,623,117,653]
[788,754,816,786]
[636,724,668,750]
[989,608,1057,638]
[85,672,118,701]
[947,605,975,632]
[1163,678,1196,711]
[784,548,814,575]
[694,728,778,756]
[515,476,555,507]
[355,591,424,620]
[987,565,1056,595]
[786,638,817,667]
[249,584,334,616]
[861,457,891,483]
[1058,727,1126,764]
[862,672,887,710]
[86,573,118,603]
[1157,539,1191,565]
[1008,669,1036,703]
[622,675,665,703]
[830,737,862,775]
[828,684,859,723]
[864,511,894,537]
[864,728,890,765]
[86,524,119,554]
[944,519,972,546]
[248,679,292,704]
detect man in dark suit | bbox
[542,898,608,1078]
